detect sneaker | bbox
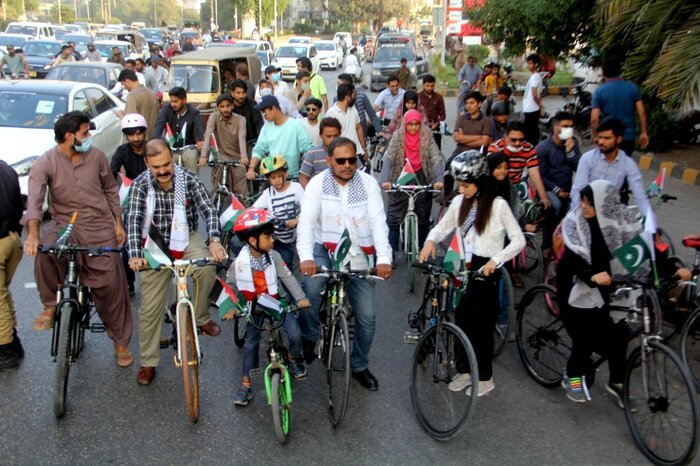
[0,343,20,370]
[234,386,253,406]
[11,330,24,359]
[605,382,635,411]
[466,379,495,397]
[562,374,591,403]
[289,361,307,380]
[448,373,472,392]
[301,338,317,365]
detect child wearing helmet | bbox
[253,155,305,268]
[224,207,310,406]
[418,150,525,398]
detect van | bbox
[4,22,55,40]
[164,47,262,122]
[370,33,428,91]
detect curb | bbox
[440,86,573,98]
[634,152,700,187]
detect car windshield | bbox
[141,29,162,39]
[0,35,26,46]
[22,41,61,57]
[288,38,308,43]
[0,91,68,129]
[94,43,126,57]
[46,66,107,87]
[276,46,307,58]
[374,46,415,62]
[315,43,335,51]
[6,25,37,35]
[169,64,218,93]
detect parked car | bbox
[0,80,125,199]
[273,44,319,80]
[46,62,124,90]
[22,40,62,78]
[370,34,428,91]
[93,40,139,62]
[232,40,272,52]
[288,36,312,44]
[314,40,343,70]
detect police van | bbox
[370,33,428,91]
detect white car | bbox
[314,40,343,70]
[232,40,272,52]
[273,44,320,80]
[333,32,352,47]
[93,40,140,61]
[0,80,125,199]
[287,36,312,44]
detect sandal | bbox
[32,307,55,331]
[115,345,134,368]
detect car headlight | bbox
[43,64,53,70]
[410,66,417,74]
[10,156,39,177]
[371,70,381,76]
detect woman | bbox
[555,179,643,406]
[419,151,525,397]
[380,109,445,260]
[382,90,427,140]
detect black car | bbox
[22,40,63,79]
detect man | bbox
[85,42,101,62]
[326,83,365,158]
[110,60,146,102]
[153,87,206,174]
[301,97,323,146]
[53,44,76,66]
[221,68,236,95]
[0,45,29,78]
[488,120,551,209]
[230,79,264,150]
[523,53,544,146]
[535,111,581,249]
[338,73,382,139]
[120,69,159,140]
[144,55,169,93]
[418,74,446,148]
[0,160,24,369]
[258,79,301,119]
[297,137,392,390]
[108,47,126,66]
[591,56,649,155]
[285,70,312,113]
[201,94,248,195]
[145,46,167,68]
[299,117,342,188]
[299,57,329,112]
[396,57,411,90]
[165,40,181,58]
[452,90,492,154]
[256,65,289,101]
[23,111,133,367]
[126,139,226,385]
[570,118,652,215]
[490,100,511,141]
[134,57,146,75]
[248,95,313,180]
[456,56,482,112]
[235,63,255,101]
[181,37,196,52]
[373,76,405,126]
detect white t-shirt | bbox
[253,181,305,243]
[325,103,364,154]
[301,118,322,146]
[523,72,543,113]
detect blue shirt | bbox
[252,118,314,177]
[374,88,405,121]
[592,78,642,141]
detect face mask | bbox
[506,144,523,153]
[558,127,574,141]
[271,72,281,83]
[74,134,94,153]
[260,88,272,97]
[301,82,309,91]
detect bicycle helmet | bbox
[121,113,148,134]
[234,208,276,249]
[491,101,510,116]
[259,155,288,176]
[450,150,488,182]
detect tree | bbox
[328,0,411,32]
[467,0,598,59]
[52,4,76,24]
[596,0,700,110]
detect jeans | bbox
[274,240,296,270]
[299,243,377,372]
[242,311,302,378]
[543,192,569,249]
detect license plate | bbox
[29,71,37,78]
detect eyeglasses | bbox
[508,137,526,143]
[306,107,319,112]
[333,156,357,165]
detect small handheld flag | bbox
[396,160,419,186]
[219,195,246,231]
[118,173,132,208]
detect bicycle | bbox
[516,278,699,465]
[677,237,700,389]
[406,261,479,440]
[311,266,383,427]
[171,144,198,168]
[39,244,116,418]
[208,158,242,253]
[648,193,678,256]
[386,184,440,292]
[364,134,387,178]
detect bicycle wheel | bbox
[624,341,699,466]
[233,315,247,348]
[516,284,571,387]
[53,304,75,418]
[680,307,700,390]
[493,269,515,357]
[410,321,478,440]
[407,215,418,293]
[178,305,200,423]
[271,371,290,444]
[514,233,543,275]
[326,308,350,427]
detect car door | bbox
[82,87,122,160]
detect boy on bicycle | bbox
[223,208,310,406]
[253,156,305,269]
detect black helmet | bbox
[450,150,488,182]
[491,101,510,116]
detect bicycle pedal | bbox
[404,331,420,344]
[249,368,264,380]
[90,323,106,333]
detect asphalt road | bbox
[1,64,699,465]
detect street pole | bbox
[440,2,446,65]
[258,0,262,37]
[58,0,62,24]
[153,0,157,29]
[274,0,277,40]
[86,0,90,21]
[73,0,77,20]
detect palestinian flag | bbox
[208,134,220,162]
[396,160,419,186]
[646,168,666,195]
[324,228,352,269]
[166,122,186,148]
[166,123,176,147]
[118,173,132,208]
[614,235,651,274]
[142,223,173,268]
[215,277,245,319]
[219,195,246,231]
[443,229,464,274]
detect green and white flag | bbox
[396,160,419,186]
[327,228,352,269]
[614,235,651,273]
[142,224,173,268]
[443,229,464,274]
[215,277,245,319]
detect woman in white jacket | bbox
[419,150,525,397]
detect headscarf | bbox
[562,179,643,275]
[403,109,422,170]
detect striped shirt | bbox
[488,138,539,184]
[253,182,305,243]
[300,144,329,179]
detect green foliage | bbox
[645,99,681,152]
[51,4,76,24]
[429,55,458,89]
[328,0,410,32]
[294,23,316,35]
[466,45,489,64]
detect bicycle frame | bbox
[171,144,197,167]
[166,261,204,368]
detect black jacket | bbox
[152,104,206,146]
[111,143,148,180]
[0,161,23,237]
[233,97,264,142]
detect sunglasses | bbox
[333,156,357,165]
[509,137,526,143]
[306,107,319,112]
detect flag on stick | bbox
[215,277,246,319]
[142,223,173,268]
[118,173,132,208]
[219,195,246,231]
[396,160,419,186]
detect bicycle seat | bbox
[682,238,700,250]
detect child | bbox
[254,155,305,269]
[223,208,310,407]
[397,57,411,90]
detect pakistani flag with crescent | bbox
[324,228,352,269]
[614,235,651,273]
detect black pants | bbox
[524,110,541,146]
[432,133,442,150]
[454,255,501,381]
[560,306,628,384]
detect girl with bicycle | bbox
[419,151,525,397]
[223,208,310,406]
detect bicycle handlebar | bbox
[39,244,122,256]
[208,159,242,167]
[387,184,440,193]
[170,144,197,152]
[136,255,226,271]
[311,266,383,282]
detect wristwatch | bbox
[208,237,221,245]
